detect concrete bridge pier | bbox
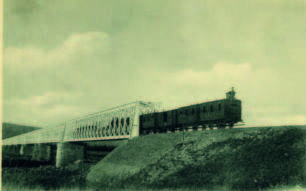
[56,142,84,168]
[20,145,24,155]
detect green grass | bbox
[1,164,91,190]
[88,126,306,191]
[3,184,304,191]
[1,184,91,191]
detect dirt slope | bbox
[87,126,306,190]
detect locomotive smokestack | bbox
[226,87,236,100]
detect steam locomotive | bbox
[139,87,242,134]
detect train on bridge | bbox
[71,87,243,138]
[1,87,243,168]
[2,87,243,147]
[139,87,242,134]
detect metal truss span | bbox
[71,116,132,141]
[1,101,163,145]
[63,101,163,142]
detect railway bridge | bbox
[1,101,163,167]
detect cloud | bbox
[3,91,83,124]
[3,31,111,99]
[168,62,251,87]
[4,32,110,68]
[3,31,114,126]
[57,32,110,57]
[5,92,74,108]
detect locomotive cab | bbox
[224,87,242,124]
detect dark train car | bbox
[139,87,242,134]
[139,112,155,131]
[176,104,200,127]
[198,100,226,126]
[140,110,178,133]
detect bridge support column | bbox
[19,145,25,155]
[56,142,84,168]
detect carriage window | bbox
[191,108,194,115]
[185,110,188,115]
[210,105,214,112]
[218,103,221,111]
[163,112,168,123]
[203,107,206,113]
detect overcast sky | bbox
[3,0,306,128]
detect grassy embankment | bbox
[87,126,306,190]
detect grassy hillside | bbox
[2,122,41,139]
[87,132,185,186]
[87,126,306,190]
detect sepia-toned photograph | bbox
[2,0,306,190]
